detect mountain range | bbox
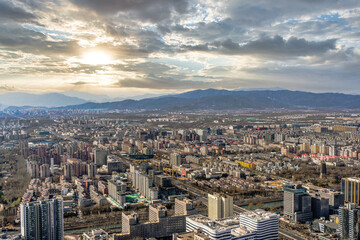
[1,89,360,111]
[0,92,86,107]
[59,89,360,111]
[0,91,172,107]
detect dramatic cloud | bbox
[0,0,360,97]
[180,36,337,57]
[0,0,37,23]
[69,0,191,22]
[0,23,79,56]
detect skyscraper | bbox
[283,184,312,223]
[208,193,233,220]
[342,177,360,205]
[21,198,64,240]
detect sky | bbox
[0,0,360,98]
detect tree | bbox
[256,202,264,209]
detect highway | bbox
[174,180,307,240]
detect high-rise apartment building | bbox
[20,141,29,158]
[338,203,360,239]
[200,145,208,156]
[175,198,197,216]
[40,164,50,179]
[208,193,233,220]
[170,153,182,166]
[94,149,108,166]
[108,180,127,201]
[132,171,158,200]
[20,198,64,240]
[87,163,97,178]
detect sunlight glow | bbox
[81,51,112,65]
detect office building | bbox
[186,215,239,239]
[107,160,122,173]
[20,198,64,240]
[114,200,194,239]
[342,177,360,205]
[186,209,278,240]
[208,193,233,220]
[154,175,172,188]
[327,191,345,209]
[173,231,210,240]
[238,209,279,240]
[283,184,312,223]
[311,196,329,219]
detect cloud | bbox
[71,81,91,86]
[116,75,272,90]
[117,77,208,89]
[159,18,237,42]
[0,84,16,92]
[180,35,337,57]
[0,0,38,23]
[0,23,79,56]
[70,0,191,22]
[0,0,360,94]
[226,0,360,28]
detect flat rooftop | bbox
[187,214,240,232]
[240,209,278,221]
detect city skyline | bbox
[1,0,360,98]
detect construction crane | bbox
[163,168,175,180]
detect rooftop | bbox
[240,209,278,221]
[187,214,240,232]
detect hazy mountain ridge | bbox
[58,89,360,111]
[0,92,87,107]
[2,89,360,111]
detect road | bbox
[174,180,307,240]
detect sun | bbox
[81,51,112,65]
